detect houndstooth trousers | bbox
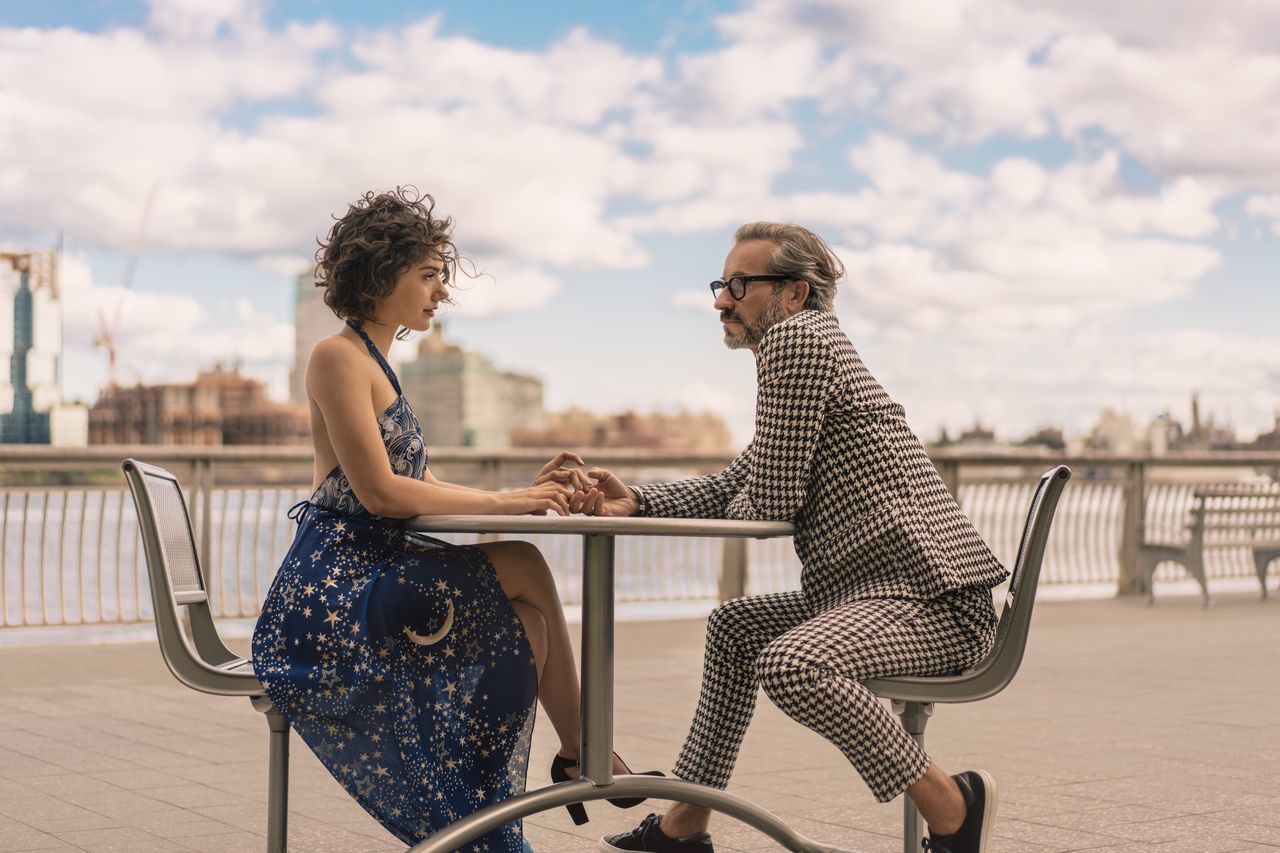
[671,587,997,802]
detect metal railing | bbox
[2,445,1279,627]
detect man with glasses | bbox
[573,223,1007,853]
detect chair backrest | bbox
[957,465,1072,701]
[122,459,248,695]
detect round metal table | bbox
[402,514,854,853]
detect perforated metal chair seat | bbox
[122,459,290,853]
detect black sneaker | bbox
[923,770,998,853]
[600,813,715,852]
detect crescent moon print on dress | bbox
[404,601,454,645]
[251,322,537,852]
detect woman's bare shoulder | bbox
[306,334,368,389]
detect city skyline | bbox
[2,1,1279,447]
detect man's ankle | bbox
[659,806,710,838]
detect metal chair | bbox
[864,465,1071,853]
[121,459,289,853]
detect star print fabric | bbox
[252,323,536,850]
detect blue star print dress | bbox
[252,321,537,851]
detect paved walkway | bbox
[0,593,1277,852]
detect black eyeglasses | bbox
[709,274,790,300]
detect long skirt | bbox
[252,504,537,850]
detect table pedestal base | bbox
[408,775,858,852]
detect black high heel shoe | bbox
[549,752,665,825]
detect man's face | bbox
[715,239,789,351]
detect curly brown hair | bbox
[315,187,460,333]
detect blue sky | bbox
[3,0,1279,445]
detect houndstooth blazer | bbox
[636,310,1007,610]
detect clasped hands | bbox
[523,451,638,517]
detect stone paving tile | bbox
[284,821,405,851]
[0,815,75,853]
[0,794,122,834]
[0,748,74,779]
[51,826,187,852]
[1146,841,1263,852]
[175,831,268,853]
[85,768,190,791]
[141,817,249,841]
[14,774,118,801]
[989,817,1129,849]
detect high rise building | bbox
[0,250,70,444]
[399,323,544,447]
[289,269,337,404]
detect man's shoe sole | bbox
[972,768,999,853]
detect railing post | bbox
[472,457,505,544]
[935,458,960,499]
[481,456,502,491]
[1117,460,1145,596]
[719,537,747,601]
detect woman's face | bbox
[376,255,449,332]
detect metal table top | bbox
[406,514,794,538]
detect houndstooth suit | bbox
[634,309,1007,802]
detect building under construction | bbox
[89,365,309,446]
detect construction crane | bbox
[94,182,157,388]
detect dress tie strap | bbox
[345,319,403,396]
[287,500,313,523]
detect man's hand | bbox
[570,467,639,517]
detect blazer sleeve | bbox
[633,446,752,519]
[725,321,832,521]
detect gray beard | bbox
[723,294,788,350]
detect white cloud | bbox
[674,382,739,421]
[712,0,1280,190]
[671,290,714,312]
[856,323,1280,442]
[443,259,562,317]
[1246,193,1280,236]
[256,254,312,278]
[147,0,259,40]
[636,137,1222,339]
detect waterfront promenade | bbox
[0,592,1276,852]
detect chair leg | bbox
[265,707,290,853]
[1138,554,1156,606]
[1188,551,1211,609]
[892,699,934,853]
[1254,549,1277,601]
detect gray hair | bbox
[733,222,844,312]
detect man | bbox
[572,223,1007,853]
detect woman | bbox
[252,188,652,852]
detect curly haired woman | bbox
[251,188,655,852]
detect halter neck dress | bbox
[252,321,537,851]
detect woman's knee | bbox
[482,540,554,595]
[482,539,544,568]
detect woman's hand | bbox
[501,481,574,516]
[532,450,589,492]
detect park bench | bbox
[1138,483,1280,606]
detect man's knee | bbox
[705,596,755,646]
[755,636,820,701]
